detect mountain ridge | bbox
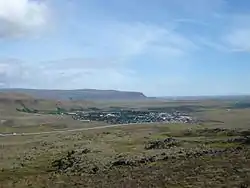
[0,88,147,101]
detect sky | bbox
[0,0,250,96]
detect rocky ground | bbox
[1,124,250,188]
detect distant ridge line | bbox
[0,88,147,101]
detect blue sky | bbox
[0,0,250,96]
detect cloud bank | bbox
[0,0,48,38]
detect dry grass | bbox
[1,122,250,188]
[0,97,250,187]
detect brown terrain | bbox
[0,92,250,188]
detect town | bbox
[15,103,197,124]
[71,109,197,124]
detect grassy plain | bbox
[0,95,250,187]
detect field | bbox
[0,95,250,188]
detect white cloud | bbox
[224,28,250,52]
[197,37,229,52]
[44,68,138,91]
[0,18,197,94]
[0,58,139,91]
[0,17,198,95]
[0,0,48,38]
[34,58,138,90]
[0,57,193,96]
[78,22,197,60]
[220,14,250,52]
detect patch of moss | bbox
[206,142,239,149]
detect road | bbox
[0,122,155,137]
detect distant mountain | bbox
[0,88,147,101]
[158,95,250,101]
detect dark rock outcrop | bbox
[145,138,181,150]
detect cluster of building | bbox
[71,110,196,124]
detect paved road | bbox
[0,123,153,137]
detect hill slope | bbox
[0,89,147,101]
